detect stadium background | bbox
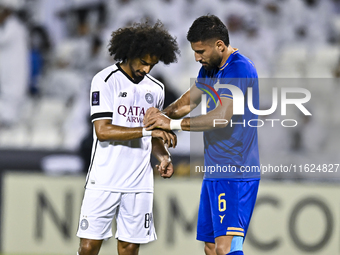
[0,0,340,254]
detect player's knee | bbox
[78,240,101,255]
[118,240,140,255]
[215,244,231,255]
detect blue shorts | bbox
[197,179,259,243]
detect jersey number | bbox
[144,213,150,228]
[218,193,226,212]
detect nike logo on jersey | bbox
[219,215,225,224]
[119,92,127,97]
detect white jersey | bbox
[86,63,164,193]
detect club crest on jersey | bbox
[92,91,100,106]
[145,93,153,104]
[80,219,89,230]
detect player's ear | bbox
[216,40,225,52]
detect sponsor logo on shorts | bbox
[145,93,154,104]
[80,219,89,230]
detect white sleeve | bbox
[156,87,165,111]
[90,75,113,122]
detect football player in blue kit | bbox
[143,15,260,255]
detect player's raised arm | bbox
[144,96,233,132]
[180,96,233,131]
[143,82,203,122]
[163,82,203,119]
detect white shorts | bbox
[76,189,157,244]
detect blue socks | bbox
[227,251,244,255]
[230,236,243,252]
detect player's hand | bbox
[156,158,174,178]
[151,129,177,148]
[144,112,171,131]
[143,107,161,125]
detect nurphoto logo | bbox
[200,81,311,128]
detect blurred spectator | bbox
[260,0,289,48]
[25,0,68,46]
[333,56,340,77]
[57,1,107,71]
[241,16,276,77]
[219,0,253,53]
[29,25,51,95]
[331,0,340,14]
[290,114,326,154]
[106,0,145,30]
[0,0,29,128]
[257,105,290,164]
[40,42,82,102]
[39,42,87,150]
[55,2,109,150]
[290,0,335,48]
[82,35,111,83]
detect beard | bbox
[129,63,146,82]
[201,54,222,71]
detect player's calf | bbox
[204,242,217,255]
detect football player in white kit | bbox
[76,21,180,255]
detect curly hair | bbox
[108,20,180,64]
[187,15,229,46]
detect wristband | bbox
[170,119,183,130]
[142,128,152,137]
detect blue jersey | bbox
[196,50,260,180]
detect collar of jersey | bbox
[116,63,144,84]
[219,48,239,71]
